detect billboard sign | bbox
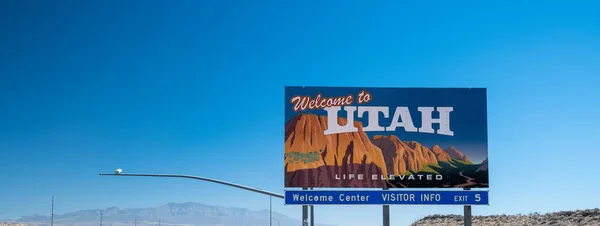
[284,87,488,189]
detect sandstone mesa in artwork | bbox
[284,114,488,188]
[284,114,388,187]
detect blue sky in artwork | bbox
[1,1,599,226]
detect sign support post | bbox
[310,187,314,226]
[302,187,308,226]
[383,188,389,226]
[464,188,472,226]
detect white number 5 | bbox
[475,194,481,202]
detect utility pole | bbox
[51,196,55,226]
[269,196,272,226]
[159,219,161,226]
[100,210,103,226]
[134,217,137,226]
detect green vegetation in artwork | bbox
[451,159,472,165]
[418,164,441,174]
[285,150,321,164]
[401,171,414,176]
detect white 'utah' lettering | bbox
[323,106,454,136]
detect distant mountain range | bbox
[5,202,336,226]
[284,114,488,188]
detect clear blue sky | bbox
[1,1,599,226]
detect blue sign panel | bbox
[284,87,489,189]
[285,190,488,205]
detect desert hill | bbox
[411,208,600,226]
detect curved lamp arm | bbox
[99,173,284,199]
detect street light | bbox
[99,169,284,226]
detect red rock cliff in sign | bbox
[370,135,441,175]
[445,146,472,163]
[284,114,388,188]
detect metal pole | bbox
[134,217,137,226]
[310,188,314,226]
[99,173,284,199]
[302,187,308,226]
[383,188,389,226]
[464,188,472,226]
[100,210,103,226]
[51,196,55,226]
[159,219,161,226]
[270,196,272,226]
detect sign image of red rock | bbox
[284,87,488,189]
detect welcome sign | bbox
[284,87,488,189]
